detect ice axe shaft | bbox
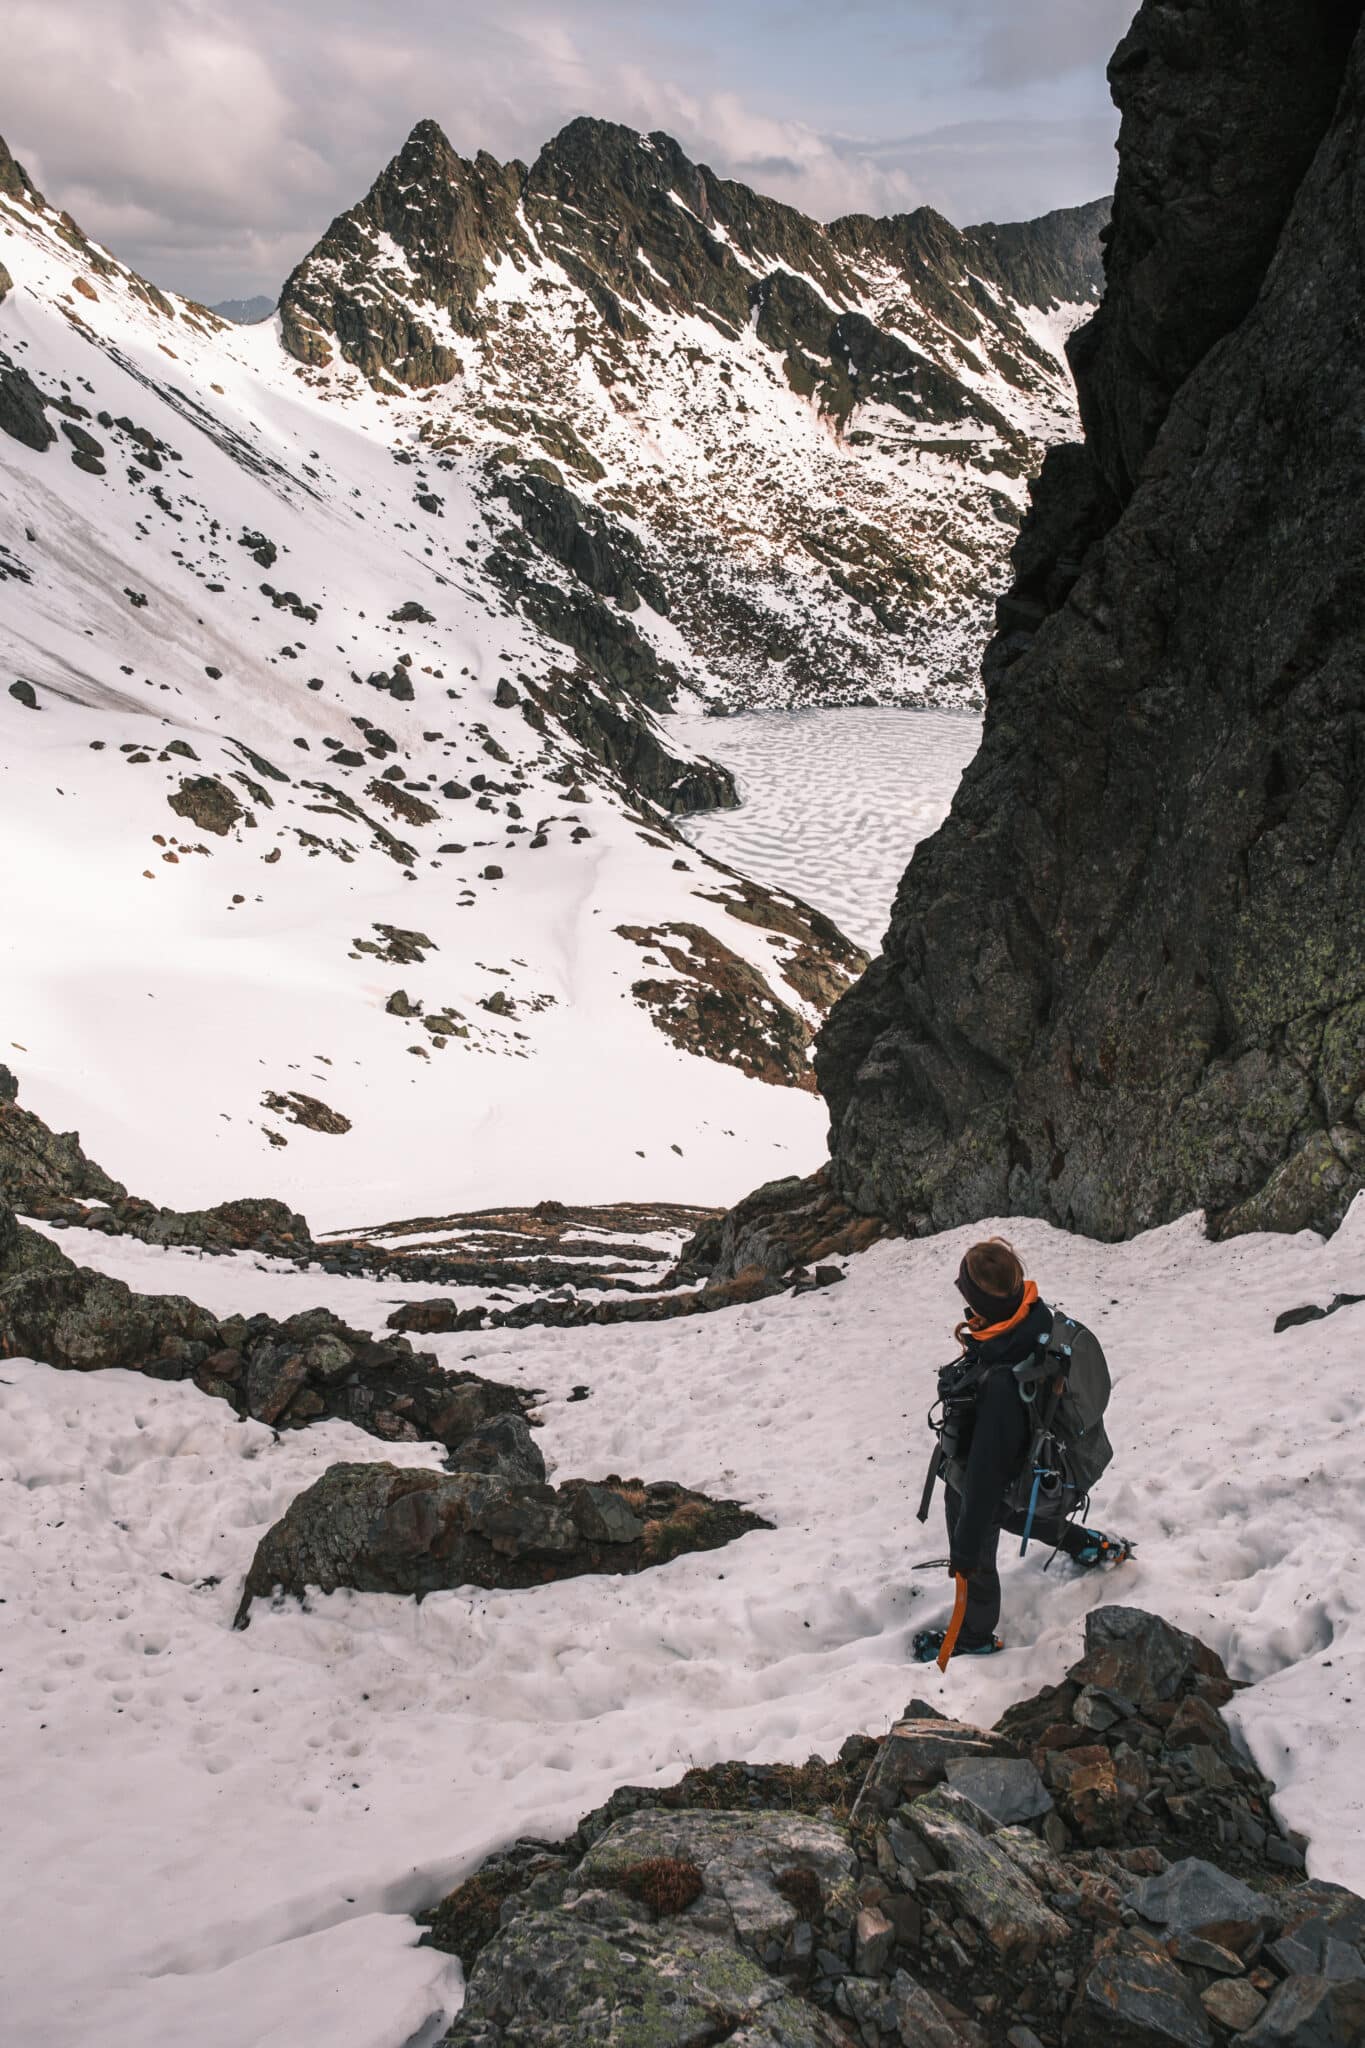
[915,1445,941,1524]
[937,1573,969,1673]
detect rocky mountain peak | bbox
[530,116,692,202]
[278,117,527,383]
[268,114,1108,708]
[0,133,42,206]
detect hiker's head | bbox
[954,1237,1025,1337]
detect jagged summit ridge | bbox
[282,112,1105,385]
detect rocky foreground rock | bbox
[815,0,1365,1245]
[424,1608,1364,2047]
[234,1452,769,1625]
[0,1197,526,1450]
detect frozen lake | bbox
[669,705,982,953]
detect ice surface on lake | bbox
[671,707,982,952]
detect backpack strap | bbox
[1012,1311,1073,1557]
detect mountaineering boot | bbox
[912,1628,1004,1663]
[1072,1529,1133,1570]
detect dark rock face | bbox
[233,1465,770,1624]
[531,668,733,810]
[818,7,1365,1242]
[279,120,525,384]
[0,362,56,452]
[1070,1,1364,506]
[425,1608,1361,2048]
[491,470,668,617]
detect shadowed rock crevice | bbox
[816,4,1365,1245]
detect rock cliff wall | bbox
[817,1,1365,1242]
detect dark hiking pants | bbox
[944,1485,1091,1647]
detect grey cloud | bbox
[967,0,1136,87]
[831,117,1117,225]
[0,0,1125,302]
[730,155,806,179]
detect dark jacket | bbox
[948,1297,1053,1571]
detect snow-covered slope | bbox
[0,140,885,1227]
[2,1202,1361,2047]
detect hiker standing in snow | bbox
[912,1237,1129,1665]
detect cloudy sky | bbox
[2,0,1133,304]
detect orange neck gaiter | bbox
[957,1278,1038,1348]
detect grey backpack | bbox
[1003,1309,1114,1536]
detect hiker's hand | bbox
[949,1560,975,1581]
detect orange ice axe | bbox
[938,1572,969,1672]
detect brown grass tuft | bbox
[612,1855,705,1917]
[775,1866,824,1921]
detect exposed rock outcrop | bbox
[0,1064,126,1207]
[0,1197,527,1450]
[530,665,732,804]
[0,1067,313,1261]
[817,4,1365,1243]
[234,1465,770,1624]
[0,359,56,452]
[426,1608,1363,2048]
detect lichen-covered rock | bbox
[234,1464,770,1624]
[816,5,1365,1244]
[167,773,244,836]
[899,1786,1070,1961]
[0,1230,219,1374]
[443,1889,846,2046]
[0,1063,126,1206]
[428,1609,1365,2048]
[576,1810,857,1956]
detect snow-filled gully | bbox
[2,1200,1362,2047]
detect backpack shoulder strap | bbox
[1044,1308,1078,1363]
[1012,1307,1073,1425]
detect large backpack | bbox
[918,1306,1114,1546]
[1001,1308,1114,1534]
